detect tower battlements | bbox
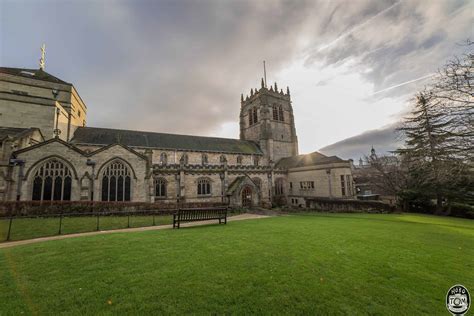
[241,79,290,107]
[239,78,298,163]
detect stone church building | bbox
[0,66,354,208]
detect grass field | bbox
[0,215,172,241]
[1,213,473,315]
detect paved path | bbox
[0,213,269,249]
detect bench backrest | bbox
[177,208,227,221]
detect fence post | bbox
[153,214,156,226]
[127,214,130,228]
[6,217,13,241]
[96,214,100,231]
[58,215,63,235]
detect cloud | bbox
[319,123,404,160]
[1,0,472,153]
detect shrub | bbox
[445,203,474,219]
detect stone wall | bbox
[12,140,149,202]
[0,72,87,141]
[287,163,354,199]
[304,197,396,213]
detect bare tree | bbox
[432,41,473,161]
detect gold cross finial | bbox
[39,44,46,70]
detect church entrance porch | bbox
[226,176,260,208]
[241,186,252,208]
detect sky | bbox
[1,0,472,160]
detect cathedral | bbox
[0,62,354,208]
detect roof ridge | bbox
[74,126,257,143]
[0,67,71,85]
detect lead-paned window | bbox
[101,160,131,202]
[340,175,346,196]
[197,178,211,195]
[31,159,72,201]
[155,178,167,197]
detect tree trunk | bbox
[435,193,443,214]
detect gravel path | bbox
[0,213,270,249]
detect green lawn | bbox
[0,215,172,241]
[1,213,473,315]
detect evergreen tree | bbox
[398,91,460,212]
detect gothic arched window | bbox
[155,178,167,198]
[160,152,168,165]
[101,160,131,202]
[253,108,258,124]
[248,109,253,126]
[275,178,285,196]
[237,155,243,165]
[197,178,211,195]
[273,105,278,120]
[32,159,72,201]
[202,153,208,165]
[278,106,284,122]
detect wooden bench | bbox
[173,207,227,229]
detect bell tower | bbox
[239,79,298,163]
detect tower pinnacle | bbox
[39,44,46,70]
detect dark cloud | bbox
[1,0,472,149]
[319,123,404,160]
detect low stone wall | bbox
[304,197,397,213]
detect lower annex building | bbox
[0,66,355,208]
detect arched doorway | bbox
[241,186,252,208]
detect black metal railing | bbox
[1,209,176,242]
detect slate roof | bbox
[0,127,39,141]
[276,151,346,169]
[227,176,246,195]
[0,67,71,85]
[71,127,263,154]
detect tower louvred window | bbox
[279,106,284,122]
[248,109,253,126]
[253,108,258,123]
[273,105,278,120]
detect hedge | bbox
[0,201,228,217]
